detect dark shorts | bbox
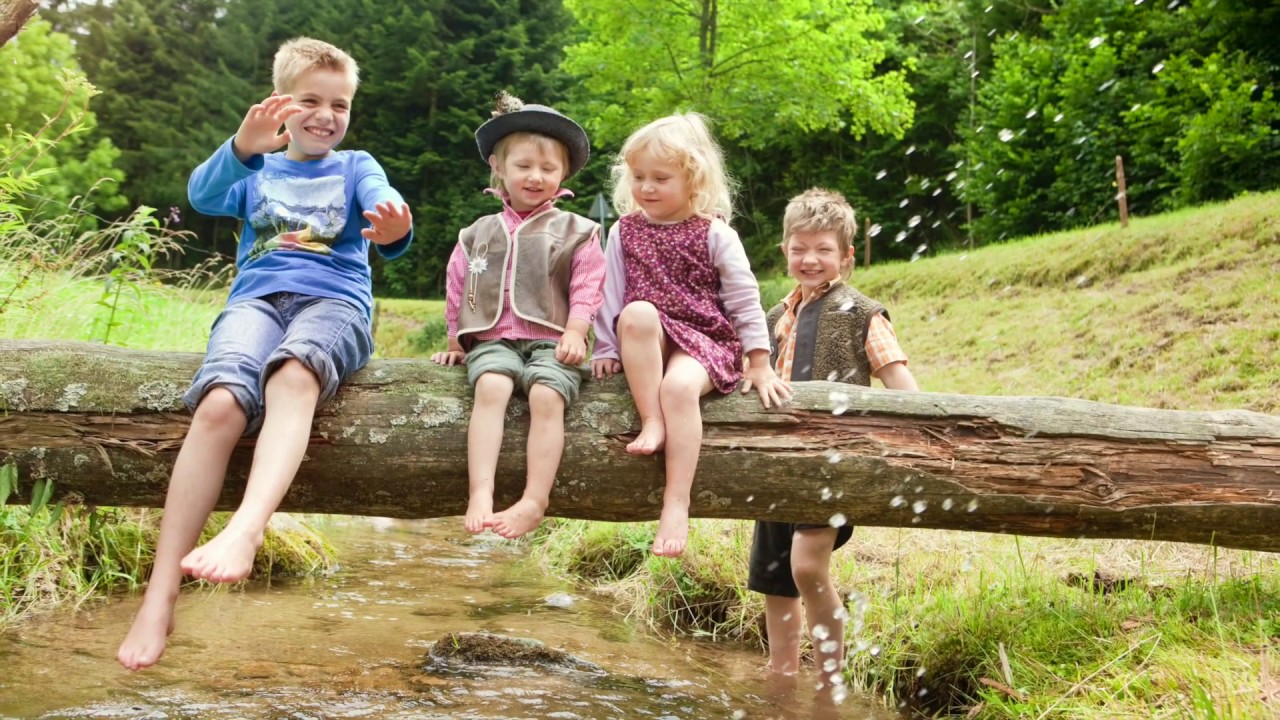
[184,293,372,434]
[747,520,855,598]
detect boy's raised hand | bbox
[362,201,413,245]
[233,93,300,162]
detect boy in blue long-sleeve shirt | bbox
[118,37,413,671]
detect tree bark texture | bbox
[2,340,1279,551]
[0,0,37,48]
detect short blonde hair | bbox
[488,132,571,191]
[610,112,735,222]
[272,37,359,95]
[782,188,858,262]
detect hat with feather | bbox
[475,91,590,178]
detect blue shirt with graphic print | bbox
[188,136,412,319]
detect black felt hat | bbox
[475,92,590,178]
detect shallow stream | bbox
[0,518,899,719]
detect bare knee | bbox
[790,554,831,595]
[527,383,565,420]
[474,373,515,406]
[192,387,247,432]
[618,302,661,338]
[659,373,701,409]
[267,358,320,396]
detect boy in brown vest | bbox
[431,92,604,539]
[748,188,919,688]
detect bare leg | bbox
[467,372,514,532]
[117,387,246,670]
[490,383,564,539]
[181,360,319,583]
[764,594,805,675]
[792,528,844,692]
[617,301,668,455]
[651,351,712,556]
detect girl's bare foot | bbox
[464,493,493,533]
[626,418,666,455]
[117,596,176,670]
[652,503,689,556]
[180,528,262,583]
[488,497,548,539]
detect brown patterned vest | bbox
[455,208,598,347]
[765,282,888,386]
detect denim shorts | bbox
[465,338,583,404]
[184,293,373,434]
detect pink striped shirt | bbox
[445,189,606,343]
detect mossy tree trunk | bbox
[3,340,1279,551]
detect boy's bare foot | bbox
[626,418,666,455]
[651,503,689,556]
[117,596,176,670]
[464,493,493,533]
[180,528,262,583]
[488,497,548,539]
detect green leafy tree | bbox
[960,0,1280,241]
[70,0,254,228]
[562,0,913,149]
[0,20,126,220]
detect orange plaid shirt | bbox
[774,281,907,383]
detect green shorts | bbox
[465,339,584,404]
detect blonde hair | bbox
[610,112,735,222]
[488,131,571,191]
[782,188,858,271]
[272,37,359,95]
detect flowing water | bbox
[0,518,900,719]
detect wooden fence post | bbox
[864,218,872,268]
[1115,155,1130,229]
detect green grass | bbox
[532,191,1280,718]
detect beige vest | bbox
[456,208,598,346]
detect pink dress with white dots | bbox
[597,212,770,394]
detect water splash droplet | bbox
[1152,62,1165,74]
[1025,108,1038,119]
[889,495,907,508]
[998,128,1015,142]
[813,624,830,640]
[907,215,922,228]
[829,391,850,415]
[966,499,979,512]
[867,223,882,238]
[912,500,928,514]
[894,231,908,243]
[829,513,847,528]
[1088,36,1105,49]
[875,169,888,180]
[820,486,833,501]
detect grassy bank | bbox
[535,191,1280,718]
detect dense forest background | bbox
[7,0,1279,297]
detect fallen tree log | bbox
[2,340,1279,551]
